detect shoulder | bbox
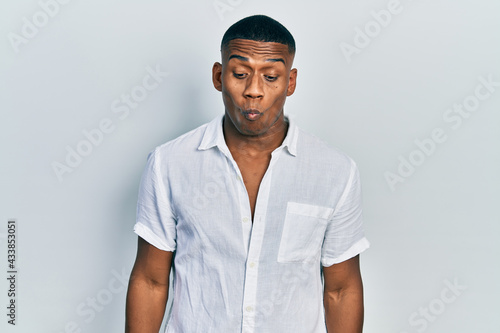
[152,121,210,159]
[296,126,356,172]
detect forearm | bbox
[125,275,169,333]
[324,289,364,333]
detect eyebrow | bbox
[228,54,285,65]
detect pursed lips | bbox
[241,108,262,120]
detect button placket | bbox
[225,146,283,332]
[226,155,252,254]
[241,163,277,332]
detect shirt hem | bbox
[133,222,176,252]
[321,237,370,267]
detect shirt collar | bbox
[198,114,298,157]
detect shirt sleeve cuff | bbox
[133,222,176,252]
[321,237,370,267]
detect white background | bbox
[1,0,499,332]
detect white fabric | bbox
[134,115,370,333]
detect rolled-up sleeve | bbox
[321,160,370,267]
[134,148,177,252]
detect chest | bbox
[234,156,271,220]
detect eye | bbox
[233,72,247,79]
[265,75,278,82]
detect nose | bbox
[243,73,264,99]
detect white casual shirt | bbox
[134,115,370,333]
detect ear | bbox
[212,62,223,92]
[286,68,297,96]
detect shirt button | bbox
[242,217,249,223]
[245,306,253,312]
[249,262,256,268]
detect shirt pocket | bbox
[277,202,333,263]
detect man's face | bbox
[212,39,297,137]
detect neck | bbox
[223,115,289,158]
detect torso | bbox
[224,117,288,221]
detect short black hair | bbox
[221,15,295,55]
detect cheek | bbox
[267,84,288,101]
[222,85,237,99]
[223,75,241,92]
[223,81,249,105]
[222,87,241,109]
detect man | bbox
[126,15,369,333]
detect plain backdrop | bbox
[1,0,499,332]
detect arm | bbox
[125,236,174,333]
[323,255,364,333]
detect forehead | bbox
[223,39,292,64]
